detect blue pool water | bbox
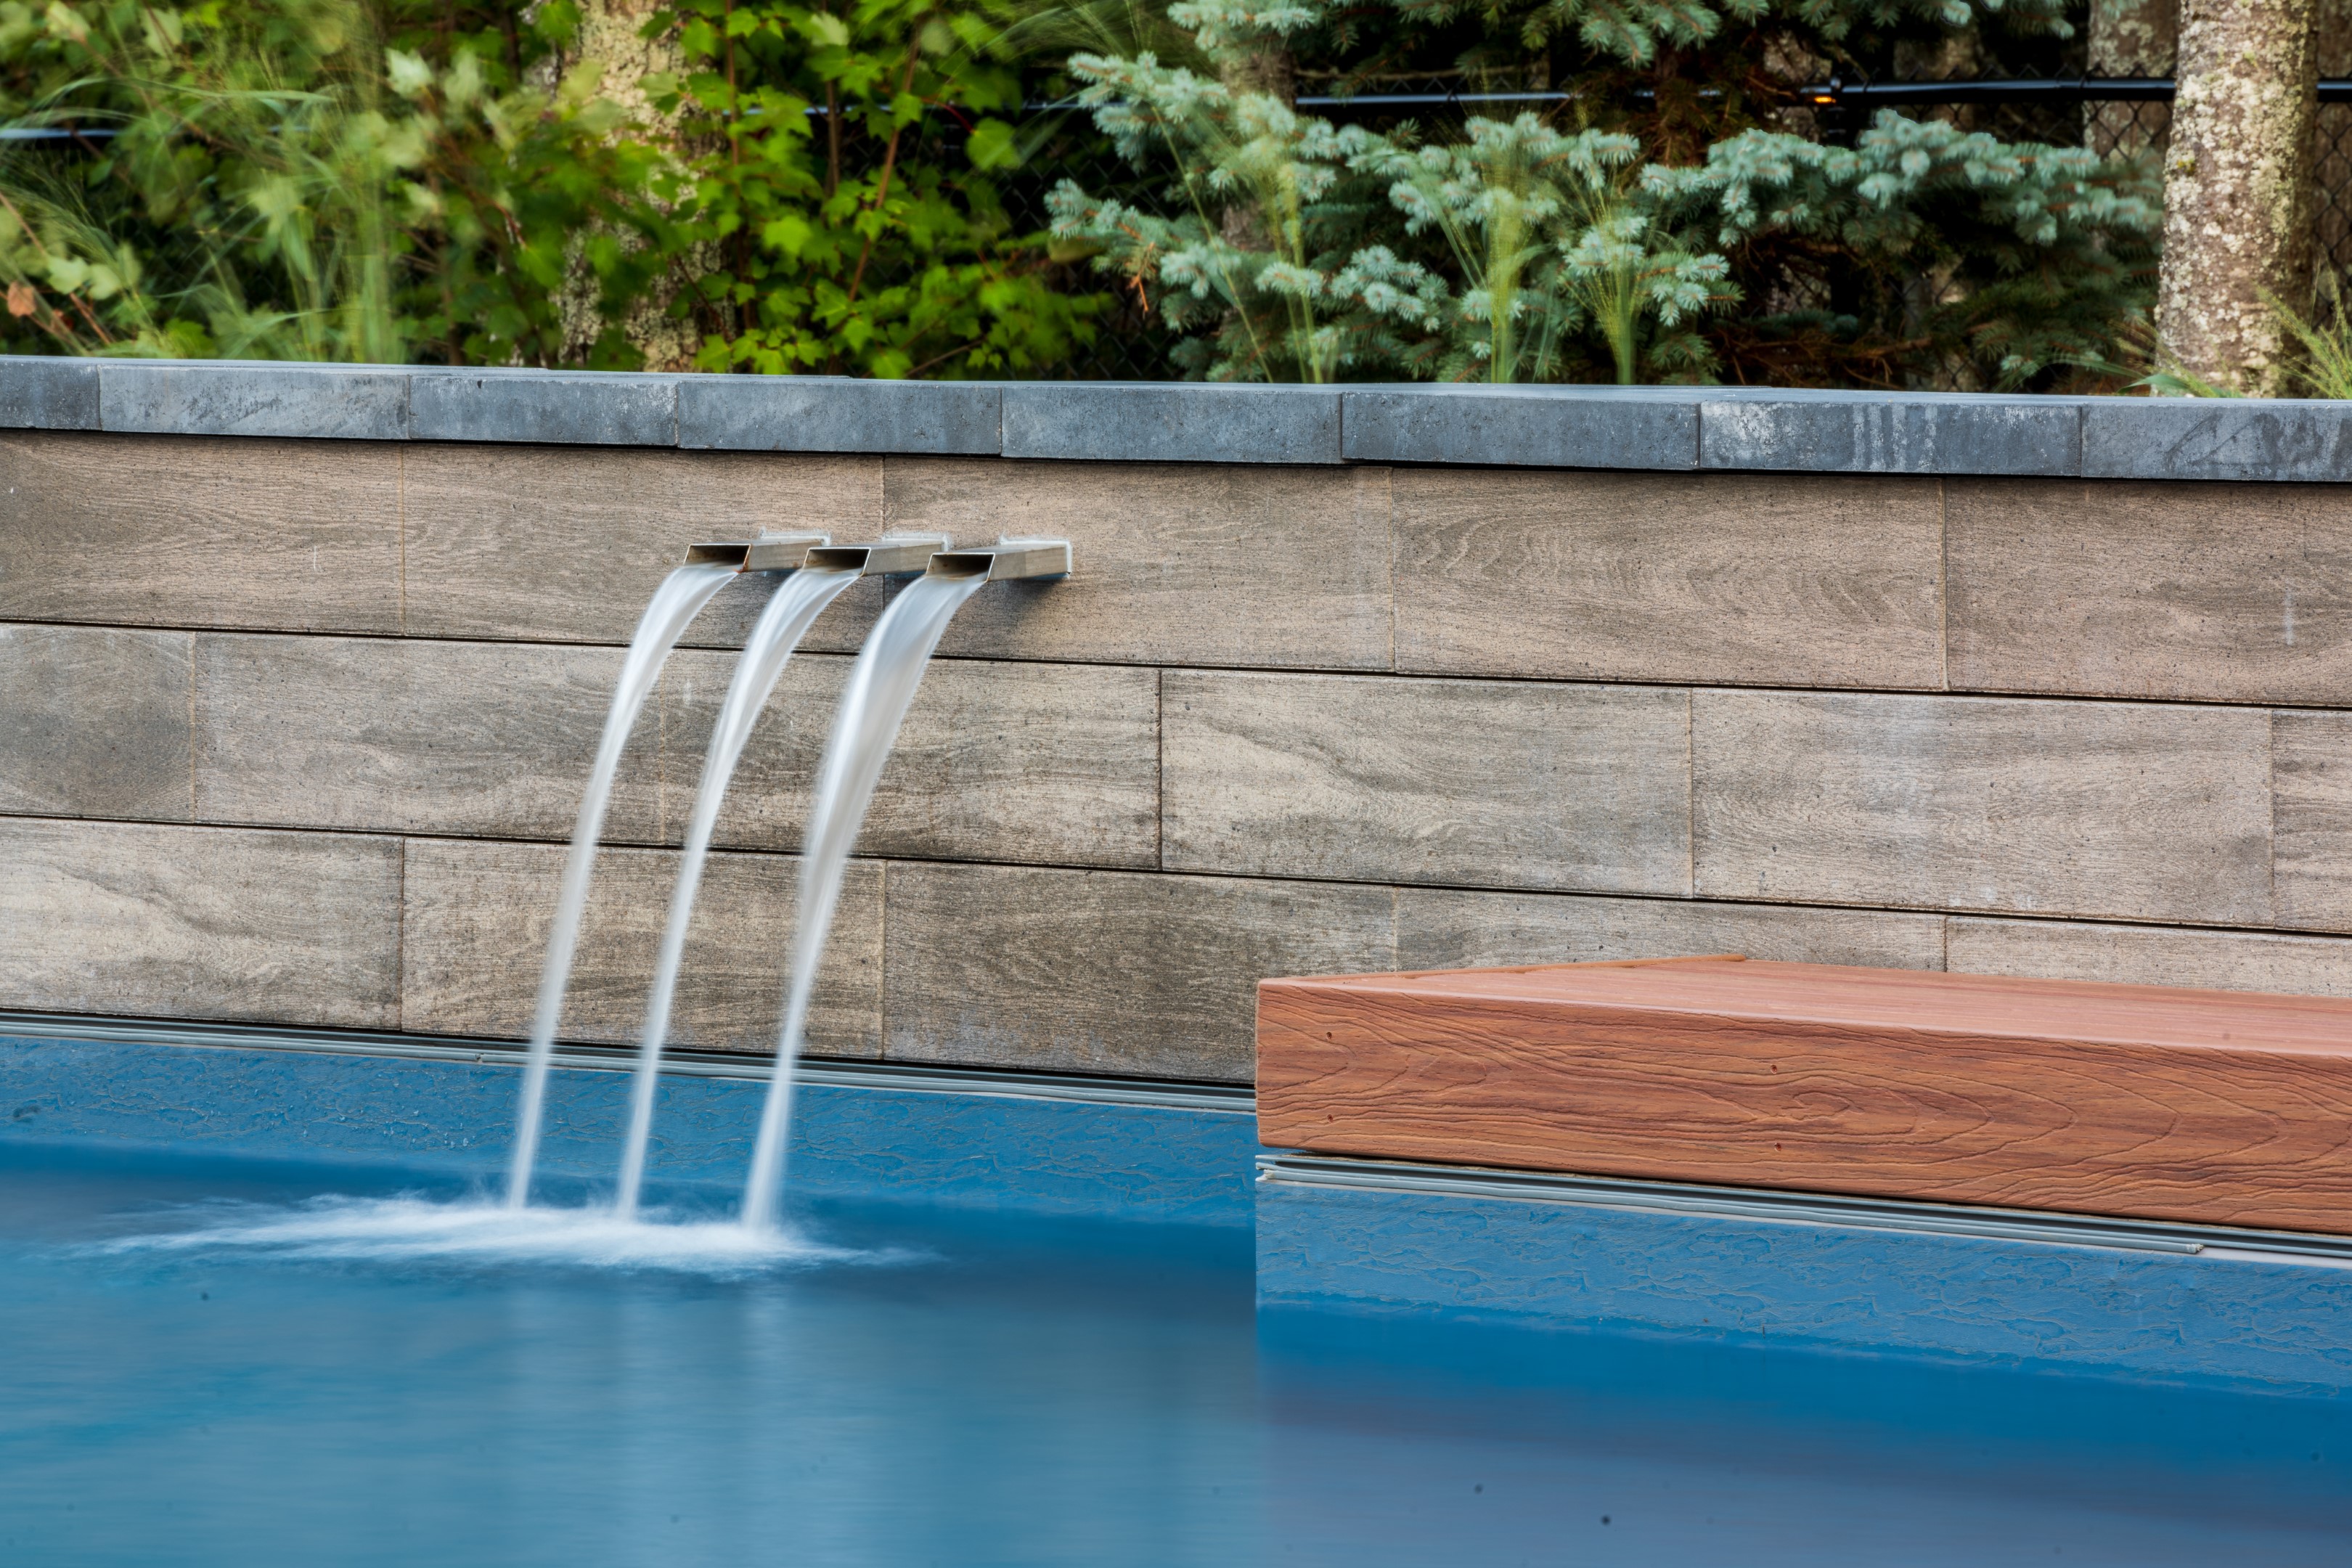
[5,1139,2351,1567]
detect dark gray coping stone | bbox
[2083,396,2352,483]
[4,354,2352,480]
[1003,382,1343,464]
[407,366,679,446]
[678,373,999,454]
[1343,383,1702,469]
[0,356,98,430]
[1699,387,2086,476]
[99,359,410,440]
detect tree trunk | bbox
[2155,0,2319,394]
[2086,0,2177,156]
[532,0,704,370]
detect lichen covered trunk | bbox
[532,0,703,370]
[2156,0,2320,395]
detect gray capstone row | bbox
[2,355,2347,482]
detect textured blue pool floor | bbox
[6,1139,2351,1568]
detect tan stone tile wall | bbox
[8,431,2352,1083]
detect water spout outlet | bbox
[681,539,761,569]
[924,538,1074,581]
[804,535,953,576]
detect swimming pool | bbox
[7,1128,2351,1568]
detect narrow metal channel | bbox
[0,1011,1254,1114]
[1257,1152,2352,1266]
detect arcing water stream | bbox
[505,560,739,1209]
[94,538,1061,1274]
[740,568,991,1230]
[497,536,1063,1234]
[612,564,861,1218]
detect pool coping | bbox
[5,356,2350,481]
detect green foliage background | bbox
[0,0,2168,388]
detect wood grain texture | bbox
[1693,690,2274,924]
[882,861,1395,1081]
[1391,468,1945,687]
[2271,709,2352,931]
[0,624,191,821]
[0,432,401,632]
[0,817,400,1026]
[399,443,881,645]
[399,838,881,1055]
[1397,887,1946,971]
[659,650,1159,867]
[192,634,663,841]
[1161,671,1689,892]
[1257,957,2352,1232]
[870,457,1394,669]
[1948,915,2352,997]
[1947,478,2352,704]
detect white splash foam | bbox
[83,1194,905,1278]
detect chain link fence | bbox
[1815,70,2352,277]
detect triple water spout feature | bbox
[503,532,1073,1229]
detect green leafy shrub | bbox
[644,0,1104,377]
[1048,0,2159,385]
[0,0,669,364]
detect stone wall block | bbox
[192,634,664,841]
[1000,384,1339,464]
[100,362,409,441]
[1699,390,2083,475]
[873,458,1392,669]
[1161,671,1690,893]
[1693,691,2274,925]
[0,356,99,430]
[881,862,1395,1081]
[0,817,401,1026]
[0,433,401,632]
[1947,478,2352,703]
[399,838,881,1055]
[1948,916,2352,997]
[2272,709,2352,931]
[679,375,1000,455]
[658,650,1160,867]
[1392,469,1945,687]
[2083,399,2352,483]
[399,444,882,645]
[1395,889,1948,972]
[1341,385,1700,470]
[0,624,191,821]
[407,369,677,446]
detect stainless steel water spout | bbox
[804,534,953,576]
[924,538,1074,581]
[682,539,760,568]
[683,533,833,571]
[742,533,833,573]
